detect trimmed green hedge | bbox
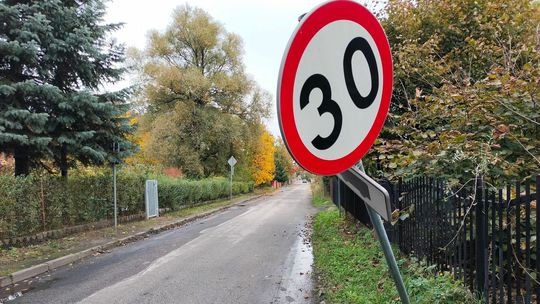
[0,174,254,240]
[157,177,253,211]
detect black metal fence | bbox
[330,175,540,304]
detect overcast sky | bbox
[104,0,329,137]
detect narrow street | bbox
[10,184,316,304]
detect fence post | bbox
[338,178,342,217]
[536,175,540,302]
[40,176,46,231]
[397,178,403,249]
[475,176,487,298]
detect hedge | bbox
[157,177,254,211]
[0,174,254,240]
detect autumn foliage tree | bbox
[124,115,156,166]
[251,126,275,186]
[132,5,270,179]
[365,0,540,185]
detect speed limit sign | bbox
[277,0,393,175]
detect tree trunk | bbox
[60,144,68,178]
[14,147,29,176]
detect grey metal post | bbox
[229,167,233,201]
[358,161,410,304]
[112,140,119,230]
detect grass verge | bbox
[0,189,270,277]
[312,206,480,304]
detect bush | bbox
[0,173,254,240]
[157,177,254,210]
[0,173,145,239]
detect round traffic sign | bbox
[277,0,393,175]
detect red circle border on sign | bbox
[278,0,393,175]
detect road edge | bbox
[0,194,265,288]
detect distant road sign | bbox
[337,166,391,221]
[277,0,393,175]
[228,156,237,167]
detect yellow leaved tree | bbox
[125,115,158,166]
[251,126,275,186]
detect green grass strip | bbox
[312,208,481,304]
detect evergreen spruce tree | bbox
[0,0,134,176]
[274,154,289,183]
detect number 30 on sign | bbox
[277,0,393,175]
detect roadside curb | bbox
[0,194,264,288]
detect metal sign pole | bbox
[357,162,410,304]
[228,156,237,201]
[113,141,118,230]
[229,166,233,201]
[113,163,117,229]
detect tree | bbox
[0,0,134,176]
[274,138,294,183]
[125,115,157,166]
[134,5,271,178]
[365,0,540,185]
[251,126,275,186]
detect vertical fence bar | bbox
[525,182,531,303]
[422,178,426,261]
[428,178,432,264]
[497,189,505,304]
[442,183,448,270]
[418,177,421,258]
[404,180,409,253]
[536,175,540,304]
[457,187,464,281]
[485,187,490,300]
[425,177,429,262]
[395,178,403,250]
[411,177,418,254]
[436,180,442,271]
[428,178,439,264]
[498,189,504,304]
[506,184,513,303]
[417,177,422,257]
[461,187,467,283]
[422,177,427,260]
[516,181,522,303]
[470,188,475,291]
[416,177,425,256]
[403,180,407,253]
[451,186,456,276]
[491,190,496,304]
[476,177,487,297]
[407,179,412,254]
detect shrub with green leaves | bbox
[0,173,253,239]
[157,177,253,211]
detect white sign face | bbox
[228,156,237,167]
[294,20,383,161]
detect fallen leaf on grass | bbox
[377,277,386,292]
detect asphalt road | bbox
[9,183,316,304]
